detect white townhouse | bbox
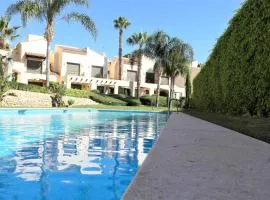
[10,34,58,85]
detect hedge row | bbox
[109,94,142,106]
[66,89,127,106]
[9,82,49,93]
[192,0,270,117]
[8,83,127,106]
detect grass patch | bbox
[184,110,270,144]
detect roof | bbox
[56,45,87,55]
[25,52,46,59]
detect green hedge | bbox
[9,82,49,93]
[66,88,90,98]
[89,92,127,106]
[140,95,168,107]
[192,0,270,117]
[66,89,127,106]
[109,94,141,106]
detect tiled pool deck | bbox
[123,113,270,200]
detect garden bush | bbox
[192,0,270,117]
[125,97,141,106]
[109,94,141,106]
[9,82,49,93]
[89,92,127,106]
[140,95,168,107]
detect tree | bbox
[114,17,131,80]
[127,32,148,98]
[144,31,172,107]
[0,16,20,50]
[7,0,97,87]
[163,39,193,104]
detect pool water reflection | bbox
[0,110,169,200]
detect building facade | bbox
[4,34,201,98]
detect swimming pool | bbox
[0,109,169,200]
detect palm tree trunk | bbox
[46,40,50,87]
[137,53,142,98]
[156,71,161,107]
[0,61,4,77]
[168,77,172,107]
[118,30,123,80]
[169,77,175,109]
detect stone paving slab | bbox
[123,113,270,200]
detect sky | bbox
[0,0,244,63]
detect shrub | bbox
[125,97,141,106]
[68,99,75,106]
[66,88,90,98]
[140,95,168,107]
[8,82,49,93]
[49,83,66,107]
[89,92,127,106]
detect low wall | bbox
[0,90,98,108]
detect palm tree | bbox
[127,32,148,98]
[7,0,97,87]
[144,31,171,107]
[114,17,131,80]
[163,39,193,103]
[0,16,20,50]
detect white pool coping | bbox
[123,113,270,200]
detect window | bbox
[27,59,42,74]
[145,72,155,83]
[92,66,103,78]
[127,70,137,82]
[71,84,82,90]
[161,76,169,85]
[67,62,80,76]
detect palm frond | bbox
[6,0,43,26]
[65,12,97,39]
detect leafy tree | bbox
[7,0,97,87]
[114,17,131,80]
[163,38,193,102]
[0,16,20,50]
[127,32,148,98]
[144,31,171,107]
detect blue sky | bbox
[0,0,244,63]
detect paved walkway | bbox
[123,113,270,200]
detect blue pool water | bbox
[0,109,169,200]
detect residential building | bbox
[4,34,201,99]
[11,35,58,85]
[52,45,108,90]
[108,56,197,98]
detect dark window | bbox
[71,84,82,90]
[145,72,155,83]
[127,70,137,82]
[67,62,80,76]
[92,66,103,78]
[28,81,44,87]
[27,59,42,74]
[161,76,169,85]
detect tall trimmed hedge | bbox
[193,0,270,117]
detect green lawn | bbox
[184,110,270,144]
[73,104,174,112]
